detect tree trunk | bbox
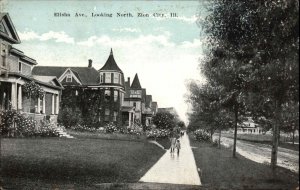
[233,104,238,158]
[218,129,222,148]
[271,100,280,177]
[292,129,295,145]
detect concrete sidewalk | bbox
[139,134,201,185]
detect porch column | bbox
[17,85,22,110]
[51,94,55,114]
[128,112,131,127]
[55,94,59,114]
[11,83,17,109]
[37,97,41,114]
[42,95,45,114]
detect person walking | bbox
[175,139,181,155]
[170,136,176,153]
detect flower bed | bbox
[146,129,171,139]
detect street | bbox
[213,135,299,173]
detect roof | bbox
[152,102,158,108]
[124,81,131,98]
[0,13,21,44]
[131,73,142,89]
[99,49,123,72]
[32,75,64,88]
[121,106,135,112]
[32,66,100,85]
[146,95,152,107]
[142,88,147,102]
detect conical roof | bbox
[131,73,142,89]
[99,49,123,73]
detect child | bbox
[170,137,176,153]
[175,139,181,155]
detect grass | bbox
[220,132,299,151]
[189,134,299,189]
[0,136,165,189]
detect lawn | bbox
[189,134,299,189]
[0,137,165,189]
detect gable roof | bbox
[99,49,123,73]
[131,73,142,89]
[32,66,100,85]
[0,13,21,44]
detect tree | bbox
[177,121,186,130]
[152,112,176,130]
[186,81,233,141]
[200,0,299,172]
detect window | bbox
[119,74,121,84]
[1,43,6,67]
[75,90,78,96]
[113,111,118,121]
[105,108,110,121]
[105,72,111,83]
[114,90,118,102]
[18,62,22,72]
[100,74,103,83]
[114,73,119,83]
[133,102,136,107]
[66,74,72,82]
[105,90,111,101]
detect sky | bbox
[1,0,207,123]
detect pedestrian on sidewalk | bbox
[175,139,181,155]
[170,136,176,153]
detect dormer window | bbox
[66,74,72,82]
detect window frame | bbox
[66,74,72,82]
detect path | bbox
[139,134,201,185]
[214,136,299,173]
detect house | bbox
[237,117,263,134]
[33,49,129,127]
[123,74,158,127]
[0,13,63,124]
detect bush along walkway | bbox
[139,134,201,185]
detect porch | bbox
[0,80,60,124]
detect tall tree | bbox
[200,0,299,170]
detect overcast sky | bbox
[1,0,206,123]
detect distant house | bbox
[0,13,63,124]
[123,74,157,127]
[237,117,263,134]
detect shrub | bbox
[36,120,59,137]
[105,122,118,133]
[58,107,82,128]
[70,124,98,132]
[194,129,211,142]
[0,109,37,137]
[146,129,171,139]
[0,109,59,137]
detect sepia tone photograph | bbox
[0,0,299,189]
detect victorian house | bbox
[0,13,63,124]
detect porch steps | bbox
[55,127,74,139]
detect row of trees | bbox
[187,0,299,172]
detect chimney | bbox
[88,59,92,67]
[127,77,130,85]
